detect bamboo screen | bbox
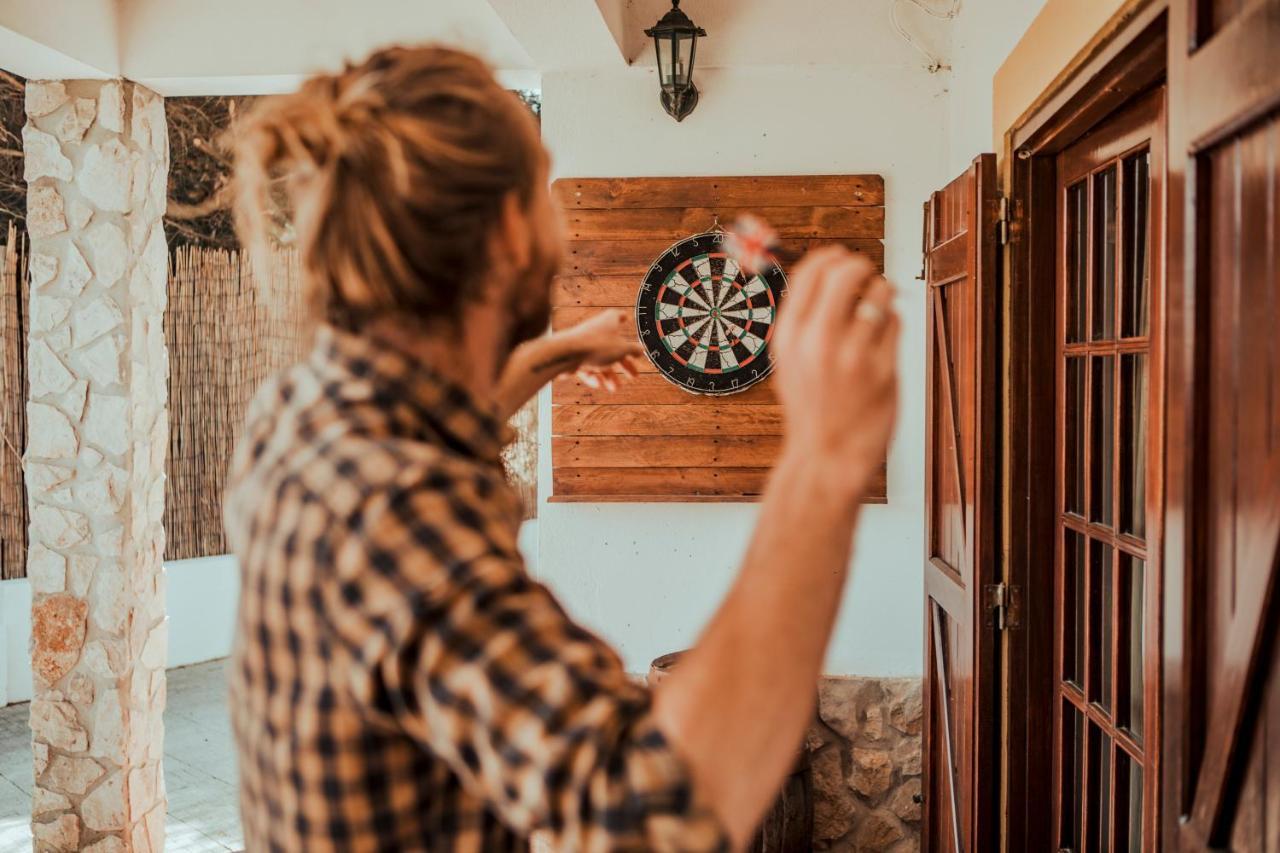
[0,222,28,579]
[164,245,538,561]
[163,246,307,560]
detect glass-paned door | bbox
[1053,88,1163,852]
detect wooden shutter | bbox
[1163,2,1280,848]
[922,154,1000,852]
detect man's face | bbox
[504,156,564,348]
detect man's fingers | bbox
[782,246,847,326]
[812,255,878,337]
[840,276,896,356]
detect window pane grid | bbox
[1059,687,1146,760]
[1091,167,1117,341]
[1057,145,1153,853]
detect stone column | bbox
[22,79,169,853]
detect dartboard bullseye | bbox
[634,231,788,396]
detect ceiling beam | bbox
[0,0,119,80]
[485,0,627,71]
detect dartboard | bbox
[635,231,787,396]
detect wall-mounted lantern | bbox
[644,0,706,122]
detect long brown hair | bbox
[233,45,543,331]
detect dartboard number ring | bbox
[634,232,788,396]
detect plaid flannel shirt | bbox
[224,327,727,852]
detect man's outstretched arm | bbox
[653,249,900,848]
[493,309,644,418]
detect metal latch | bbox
[996,196,1011,246]
[983,582,1021,630]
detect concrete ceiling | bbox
[0,0,952,93]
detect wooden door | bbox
[1051,87,1166,853]
[922,153,1000,853]
[1164,0,1280,848]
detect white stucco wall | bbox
[0,524,540,705]
[535,64,947,677]
[0,2,1049,701]
[945,0,1051,174]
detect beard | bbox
[504,235,559,350]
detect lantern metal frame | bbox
[643,0,707,122]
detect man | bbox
[226,44,898,851]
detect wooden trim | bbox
[1004,146,1062,853]
[1057,89,1164,182]
[1008,0,1169,154]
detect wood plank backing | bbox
[553,305,791,342]
[549,173,886,503]
[552,463,887,501]
[554,466,771,497]
[554,435,783,468]
[554,175,885,209]
[564,237,884,277]
[553,373,777,405]
[552,305,635,333]
[553,404,784,436]
[565,206,885,241]
[552,276,639,307]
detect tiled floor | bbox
[0,658,244,851]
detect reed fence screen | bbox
[164,246,307,560]
[165,246,538,560]
[0,222,28,579]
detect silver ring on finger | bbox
[855,301,885,325]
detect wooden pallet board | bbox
[550,174,887,503]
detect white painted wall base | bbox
[0,521,540,707]
[1,556,238,706]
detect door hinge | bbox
[996,196,1011,246]
[983,582,1021,630]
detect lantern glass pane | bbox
[655,35,673,85]
[673,33,695,86]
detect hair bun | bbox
[232,44,543,333]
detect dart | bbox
[723,213,780,275]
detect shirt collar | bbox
[311,325,513,464]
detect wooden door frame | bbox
[1000,4,1169,850]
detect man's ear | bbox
[497,190,532,271]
